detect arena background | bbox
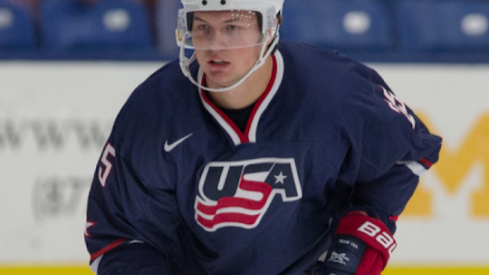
[1,0,489,274]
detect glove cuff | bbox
[335,214,397,270]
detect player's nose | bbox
[207,30,228,51]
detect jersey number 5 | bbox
[99,143,115,187]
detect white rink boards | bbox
[0,61,488,269]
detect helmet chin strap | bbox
[179,29,280,93]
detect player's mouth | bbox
[208,59,230,69]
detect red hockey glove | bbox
[303,213,397,275]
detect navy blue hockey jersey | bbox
[85,42,442,275]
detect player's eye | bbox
[195,24,210,32]
[225,25,240,32]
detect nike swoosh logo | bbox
[164,133,193,152]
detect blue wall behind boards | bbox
[1,0,489,63]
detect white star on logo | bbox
[274,171,287,184]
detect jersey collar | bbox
[197,51,284,146]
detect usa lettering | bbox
[200,163,299,201]
[195,158,302,231]
[358,221,397,255]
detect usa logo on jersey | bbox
[195,158,302,231]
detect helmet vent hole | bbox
[221,0,226,5]
[202,0,207,5]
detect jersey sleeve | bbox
[340,68,442,233]
[84,91,202,274]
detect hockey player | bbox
[85,0,442,274]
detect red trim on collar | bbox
[200,80,245,141]
[244,56,278,138]
[200,55,278,144]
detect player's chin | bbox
[206,72,237,87]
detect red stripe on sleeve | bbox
[419,158,433,168]
[90,238,126,262]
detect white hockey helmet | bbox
[179,0,283,15]
[176,0,284,93]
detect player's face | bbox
[192,10,265,88]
